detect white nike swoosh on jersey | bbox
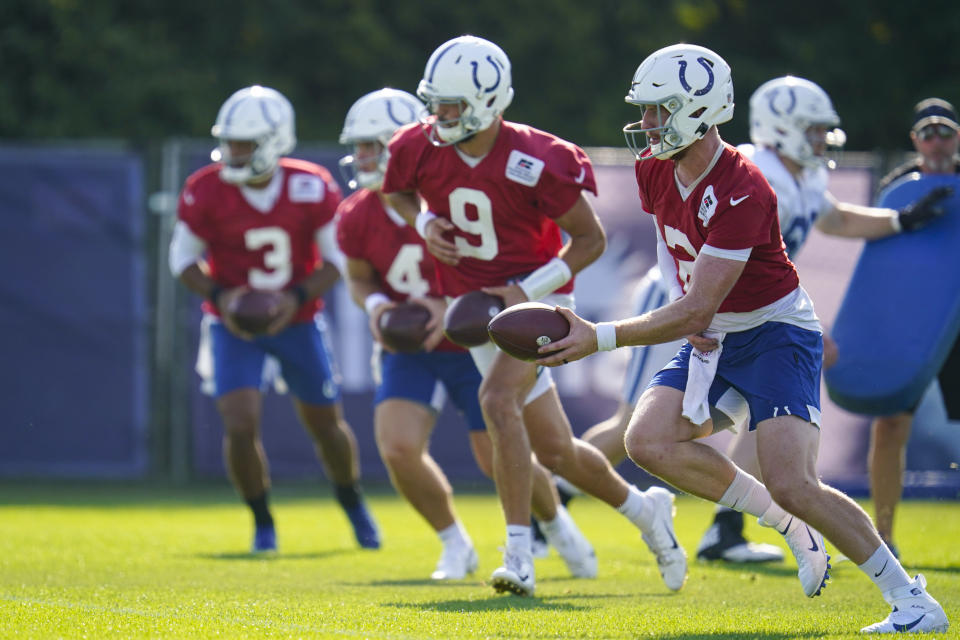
[575,167,586,183]
[729,195,750,206]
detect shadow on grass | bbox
[193,549,347,561]
[632,634,828,640]
[383,596,590,612]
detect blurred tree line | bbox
[2,0,959,151]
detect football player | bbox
[383,36,687,597]
[571,77,951,567]
[336,88,595,581]
[168,85,380,554]
[536,44,948,634]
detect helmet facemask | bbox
[338,140,389,190]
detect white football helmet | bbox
[338,88,423,190]
[623,44,734,160]
[749,76,844,168]
[210,85,296,184]
[416,35,514,146]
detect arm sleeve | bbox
[316,223,346,273]
[655,227,684,301]
[169,220,207,277]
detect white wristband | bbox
[889,212,902,233]
[415,210,438,239]
[364,292,390,316]
[596,322,618,351]
[518,257,573,301]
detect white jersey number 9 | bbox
[448,187,499,261]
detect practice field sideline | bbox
[1,483,957,639]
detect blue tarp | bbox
[0,147,149,476]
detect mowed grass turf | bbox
[0,483,957,639]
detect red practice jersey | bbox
[636,144,799,312]
[178,158,342,322]
[382,120,597,296]
[336,188,461,352]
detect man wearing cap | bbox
[871,98,960,558]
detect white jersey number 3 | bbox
[245,226,292,289]
[448,187,499,261]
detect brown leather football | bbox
[378,302,432,353]
[226,289,285,335]
[443,291,505,347]
[487,302,570,361]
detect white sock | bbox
[757,502,792,531]
[617,485,654,532]
[539,505,570,536]
[506,524,532,555]
[438,521,470,549]
[718,468,772,518]
[858,544,911,594]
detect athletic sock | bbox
[617,485,654,532]
[334,483,362,510]
[858,544,911,594]
[505,524,532,555]
[718,468,773,518]
[438,521,471,550]
[713,509,745,535]
[246,491,274,528]
[539,505,570,536]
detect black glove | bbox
[897,185,954,232]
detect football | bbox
[378,302,432,353]
[226,289,285,335]
[487,302,570,361]
[443,291,505,347]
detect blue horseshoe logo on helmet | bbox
[385,99,416,126]
[767,87,797,116]
[678,57,714,96]
[471,55,502,94]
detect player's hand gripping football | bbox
[367,299,397,351]
[218,285,255,340]
[422,216,461,266]
[534,307,598,366]
[265,289,301,335]
[897,185,954,231]
[409,295,448,352]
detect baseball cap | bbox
[912,98,959,133]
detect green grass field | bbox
[1,483,957,639]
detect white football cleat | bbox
[861,574,949,634]
[540,506,598,578]
[431,544,478,581]
[491,549,535,596]
[640,487,688,591]
[774,515,830,597]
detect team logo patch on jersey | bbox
[698,185,718,226]
[288,174,325,203]
[505,150,545,187]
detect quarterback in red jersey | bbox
[537,44,947,634]
[384,35,688,597]
[168,85,380,554]
[337,87,595,582]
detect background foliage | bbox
[3,0,960,150]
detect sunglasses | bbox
[916,124,958,141]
